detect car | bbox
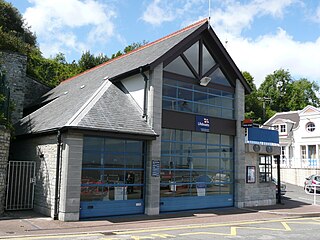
[272,178,286,196]
[304,175,320,193]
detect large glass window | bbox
[162,78,234,119]
[160,129,234,197]
[81,136,145,202]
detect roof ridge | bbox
[61,18,208,85]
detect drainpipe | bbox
[54,130,62,220]
[140,68,148,121]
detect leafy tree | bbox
[0,0,36,48]
[258,69,292,113]
[257,69,320,122]
[286,78,320,110]
[243,71,263,123]
[78,51,109,72]
[123,40,148,54]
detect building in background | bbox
[264,105,320,168]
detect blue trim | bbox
[80,199,144,218]
[160,194,233,212]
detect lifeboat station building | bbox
[11,19,279,221]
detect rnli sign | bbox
[196,115,210,132]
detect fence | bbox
[6,161,36,210]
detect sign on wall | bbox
[196,115,210,132]
[152,160,160,177]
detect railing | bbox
[273,158,320,169]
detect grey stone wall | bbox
[0,51,27,123]
[145,63,163,215]
[0,126,10,215]
[24,76,51,108]
[244,152,276,207]
[59,132,83,221]
[234,79,246,208]
[10,134,58,217]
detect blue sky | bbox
[7,0,320,86]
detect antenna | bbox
[208,0,211,26]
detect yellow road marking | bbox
[114,217,314,235]
[151,233,175,238]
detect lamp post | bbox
[258,97,271,123]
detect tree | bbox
[258,69,292,113]
[243,71,263,123]
[0,0,37,47]
[286,78,320,110]
[78,51,109,72]
[257,68,320,122]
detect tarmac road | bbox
[2,183,320,240]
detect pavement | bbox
[1,196,320,239]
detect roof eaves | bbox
[60,18,209,85]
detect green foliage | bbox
[244,68,320,124]
[78,51,109,72]
[27,52,82,87]
[0,0,37,49]
[243,71,263,123]
[0,67,13,129]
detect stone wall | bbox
[272,168,320,187]
[0,51,27,123]
[0,126,10,215]
[10,134,58,217]
[243,152,276,207]
[24,76,51,108]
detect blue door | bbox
[80,136,145,218]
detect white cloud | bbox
[211,0,295,36]
[141,0,206,26]
[24,0,116,59]
[224,28,320,86]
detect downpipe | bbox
[54,130,62,220]
[140,68,148,121]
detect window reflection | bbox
[81,137,144,202]
[160,129,233,197]
[162,78,234,119]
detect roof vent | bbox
[103,76,109,80]
[64,91,68,95]
[80,85,85,89]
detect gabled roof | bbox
[264,111,300,129]
[15,18,250,137]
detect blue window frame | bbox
[160,129,234,198]
[81,136,145,202]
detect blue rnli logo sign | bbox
[196,115,210,132]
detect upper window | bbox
[306,122,315,132]
[280,124,286,133]
[163,40,232,87]
[162,78,234,119]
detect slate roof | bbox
[264,111,300,129]
[15,18,249,137]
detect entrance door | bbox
[80,137,145,218]
[160,129,234,212]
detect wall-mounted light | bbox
[199,76,211,86]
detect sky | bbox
[7,0,320,87]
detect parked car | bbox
[304,175,320,193]
[272,178,286,196]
